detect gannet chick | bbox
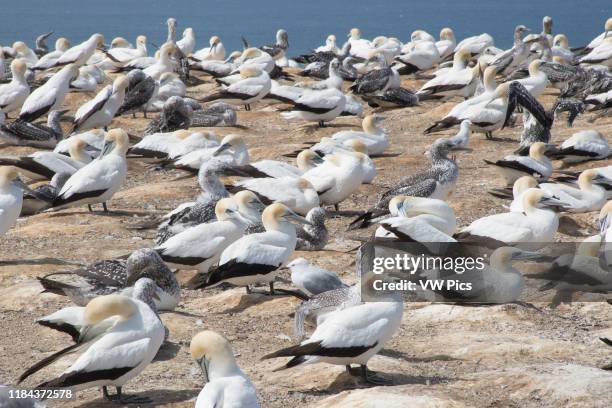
[548,130,610,163]
[188,203,312,294]
[19,294,164,405]
[191,331,260,408]
[539,169,606,213]
[156,198,251,272]
[263,297,403,384]
[116,69,156,118]
[70,75,129,133]
[456,188,562,249]
[143,96,192,135]
[52,128,129,212]
[21,172,70,215]
[191,102,237,127]
[287,258,347,296]
[296,207,328,250]
[0,166,30,235]
[38,248,180,310]
[0,59,30,115]
[200,65,271,111]
[485,142,553,186]
[330,114,389,155]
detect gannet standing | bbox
[281,87,346,127]
[0,166,27,235]
[0,59,30,116]
[200,66,271,111]
[49,33,105,68]
[143,43,178,80]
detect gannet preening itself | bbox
[259,29,289,60]
[231,177,320,215]
[172,133,249,171]
[200,66,271,111]
[548,130,610,163]
[0,166,30,235]
[116,69,156,118]
[287,258,347,296]
[193,35,225,61]
[18,63,78,122]
[490,25,531,75]
[191,331,261,408]
[0,137,91,181]
[281,87,346,127]
[188,203,311,294]
[47,33,104,69]
[155,198,251,272]
[539,169,606,213]
[33,38,71,70]
[0,109,66,148]
[70,75,129,133]
[143,96,193,135]
[52,129,129,212]
[0,59,30,116]
[39,248,180,310]
[330,114,388,156]
[485,142,552,186]
[456,189,562,249]
[263,296,403,384]
[191,102,237,127]
[18,294,164,405]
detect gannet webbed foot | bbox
[103,386,152,404]
[360,365,393,385]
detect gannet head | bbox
[528,142,547,161]
[578,169,603,189]
[490,246,542,268]
[209,36,221,46]
[349,28,361,39]
[239,65,261,78]
[241,47,261,60]
[553,34,569,48]
[343,139,368,155]
[454,48,471,64]
[68,137,89,161]
[101,128,129,156]
[362,114,385,133]
[190,330,238,383]
[513,176,538,196]
[440,27,455,41]
[91,33,105,49]
[111,37,130,48]
[183,27,194,38]
[515,25,530,36]
[234,190,265,224]
[262,202,312,231]
[10,59,27,77]
[528,59,543,76]
[329,57,341,71]
[84,294,137,325]
[213,134,245,157]
[0,166,19,188]
[296,150,323,171]
[228,50,242,61]
[214,197,242,221]
[56,37,70,52]
[326,34,336,46]
[521,188,559,212]
[411,30,430,42]
[112,75,129,93]
[277,29,289,45]
[372,36,388,47]
[605,18,612,35]
[12,42,29,54]
[598,200,612,233]
[136,35,147,46]
[543,16,553,33]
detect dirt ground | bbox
[1,70,612,407]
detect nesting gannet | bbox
[0,137,91,181]
[200,65,270,111]
[52,129,128,211]
[70,75,129,133]
[102,35,148,67]
[129,129,198,158]
[18,294,164,404]
[144,96,192,135]
[580,18,612,54]
[155,198,251,272]
[54,129,105,157]
[295,207,328,250]
[189,203,311,294]
[18,63,78,122]
[585,89,612,111]
[193,36,225,61]
[281,87,346,127]
[232,177,319,215]
[151,132,218,161]
[143,42,178,80]
[394,39,441,75]
[349,138,465,229]
[485,142,552,185]
[191,331,261,408]
[47,34,104,69]
[33,38,71,70]
[259,29,289,60]
[0,109,65,148]
[551,35,576,64]
[501,175,539,212]
[0,166,29,235]
[0,59,30,115]
[141,72,186,113]
[38,248,180,310]
[191,102,237,127]
[233,47,275,74]
[548,130,610,163]
[287,258,346,296]
[539,169,606,213]
[192,50,241,77]
[456,189,560,249]
[330,114,388,155]
[263,296,402,384]
[229,149,323,179]
[173,133,248,171]
[116,69,156,118]
[344,28,372,59]
[579,36,612,68]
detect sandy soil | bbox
[1,71,612,407]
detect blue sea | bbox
[0,0,609,54]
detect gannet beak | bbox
[312,155,325,165]
[12,176,38,196]
[78,325,92,343]
[152,289,161,302]
[212,143,231,156]
[100,140,115,158]
[287,209,312,225]
[197,357,210,383]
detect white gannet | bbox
[52,129,129,211]
[233,47,275,74]
[548,129,610,163]
[583,18,612,53]
[315,34,340,53]
[539,169,606,213]
[281,87,346,127]
[330,114,388,155]
[344,28,372,59]
[70,75,129,133]
[193,50,241,77]
[485,142,553,185]
[102,35,148,67]
[173,134,249,171]
[189,203,311,294]
[0,59,30,115]
[33,38,71,70]
[129,129,198,158]
[11,41,38,67]
[287,257,347,296]
[38,248,180,310]
[515,59,548,98]
[70,68,98,92]
[201,65,271,111]
[456,188,560,249]
[263,297,403,384]
[177,27,196,56]
[579,36,612,68]
[260,29,290,60]
[454,33,494,55]
[551,34,576,64]
[232,177,319,215]
[190,331,260,408]
[19,63,78,122]
[18,294,164,405]
[54,129,106,156]
[395,39,441,75]
[436,28,456,59]
[50,33,104,68]
[489,25,531,75]
[416,49,477,99]
[230,149,323,179]
[164,132,221,160]
[156,198,250,272]
[0,166,28,235]
[504,175,538,212]
[0,137,91,180]
[143,42,178,80]
[524,16,553,47]
[155,72,186,101]
[193,36,226,61]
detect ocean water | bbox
[0,0,609,55]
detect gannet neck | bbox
[262,203,297,236]
[47,111,64,136]
[522,189,545,215]
[578,170,598,191]
[489,247,517,274]
[0,167,18,189]
[362,115,384,135]
[10,59,27,84]
[190,331,242,382]
[513,176,537,197]
[483,66,497,92]
[296,150,317,172]
[84,295,137,325]
[198,167,227,198]
[529,142,546,161]
[528,59,542,77]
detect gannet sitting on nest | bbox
[548,130,610,163]
[52,129,129,212]
[191,331,261,408]
[287,257,347,296]
[456,188,563,249]
[539,169,606,213]
[329,114,389,156]
[416,49,478,100]
[0,59,29,116]
[188,203,311,294]
[0,166,32,235]
[485,142,552,186]
[18,294,165,405]
[144,96,193,135]
[200,65,271,111]
[171,134,249,171]
[579,36,612,68]
[226,149,323,179]
[116,69,156,118]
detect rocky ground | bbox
[1,71,612,408]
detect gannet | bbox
[454,33,494,55]
[144,96,192,135]
[152,72,186,104]
[580,17,612,54]
[539,169,606,213]
[360,87,419,108]
[287,258,346,296]
[173,133,248,171]
[394,40,441,75]
[295,207,328,250]
[351,50,400,94]
[34,31,53,57]
[158,132,220,161]
[281,87,346,127]
[315,34,340,53]
[54,129,105,157]
[192,51,241,77]
[20,171,69,215]
[33,38,71,70]
[233,47,275,74]
[345,28,372,59]
[489,25,531,75]
[436,28,456,59]
[232,176,319,215]
[0,137,91,180]
[38,248,180,311]
[0,166,30,235]
[48,33,104,69]
[191,102,237,127]
[193,36,225,61]
[70,75,129,133]
[416,49,477,99]
[0,59,30,115]
[548,130,610,163]
[69,68,98,92]
[116,69,156,118]
[485,142,552,185]
[503,175,539,212]
[52,129,128,211]
[191,331,260,408]
[579,36,612,68]
[201,65,270,111]
[143,42,178,80]
[551,34,576,64]
[456,189,561,249]
[129,129,199,158]
[0,109,65,148]
[18,294,164,405]
[228,149,323,179]
[585,89,612,111]
[515,59,548,98]
[330,114,388,155]
[177,27,196,56]
[102,35,148,67]
[189,203,311,294]
[19,63,78,122]
[263,297,403,384]
[156,198,251,272]
[11,42,38,67]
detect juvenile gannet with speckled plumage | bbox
[191,331,261,408]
